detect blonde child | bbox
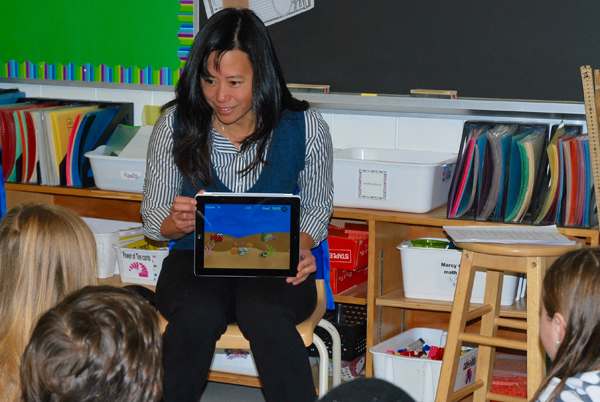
[0,204,97,401]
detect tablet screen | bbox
[194,193,301,277]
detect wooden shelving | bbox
[6,184,599,378]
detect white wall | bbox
[0,82,175,127]
[0,82,587,155]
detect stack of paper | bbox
[443,225,576,245]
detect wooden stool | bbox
[435,239,582,402]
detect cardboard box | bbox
[330,265,368,295]
[328,223,369,271]
[370,328,478,402]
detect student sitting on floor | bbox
[533,247,600,402]
[20,285,163,402]
[0,204,98,402]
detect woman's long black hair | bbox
[170,8,309,190]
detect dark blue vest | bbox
[172,109,306,250]
[170,109,334,309]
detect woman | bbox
[533,247,600,401]
[141,7,333,402]
[0,204,98,401]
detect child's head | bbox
[20,285,163,402]
[0,204,97,401]
[535,247,600,400]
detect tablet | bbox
[194,193,301,277]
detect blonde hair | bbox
[0,204,98,401]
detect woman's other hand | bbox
[160,196,198,239]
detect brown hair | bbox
[532,247,600,401]
[0,204,97,401]
[20,285,162,402]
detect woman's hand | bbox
[287,248,317,285]
[160,195,198,239]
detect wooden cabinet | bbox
[6,183,599,378]
[330,206,598,376]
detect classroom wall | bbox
[0,82,586,155]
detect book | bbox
[448,124,486,218]
[508,130,545,222]
[534,124,565,224]
[476,124,517,221]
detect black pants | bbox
[156,249,318,402]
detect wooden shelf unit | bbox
[6,184,599,378]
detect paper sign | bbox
[204,0,314,26]
[359,169,387,200]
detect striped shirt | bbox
[141,106,334,247]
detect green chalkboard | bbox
[0,0,189,85]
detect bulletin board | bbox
[0,0,194,86]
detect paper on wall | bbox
[203,0,314,26]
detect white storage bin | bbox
[333,148,456,213]
[209,348,259,377]
[82,217,143,279]
[85,145,146,193]
[370,328,478,402]
[114,238,169,286]
[398,239,521,306]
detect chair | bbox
[435,239,582,402]
[157,279,342,398]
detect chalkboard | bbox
[199,1,600,102]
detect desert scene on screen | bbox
[203,231,291,269]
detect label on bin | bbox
[439,259,459,289]
[120,170,142,181]
[358,169,387,200]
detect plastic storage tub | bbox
[82,217,143,278]
[370,328,478,402]
[398,238,521,305]
[332,148,456,213]
[85,145,146,193]
[114,238,169,286]
[209,349,259,377]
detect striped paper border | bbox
[0,0,191,86]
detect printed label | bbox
[437,258,459,290]
[120,171,141,180]
[358,169,387,200]
[330,249,352,263]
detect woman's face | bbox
[202,50,254,130]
